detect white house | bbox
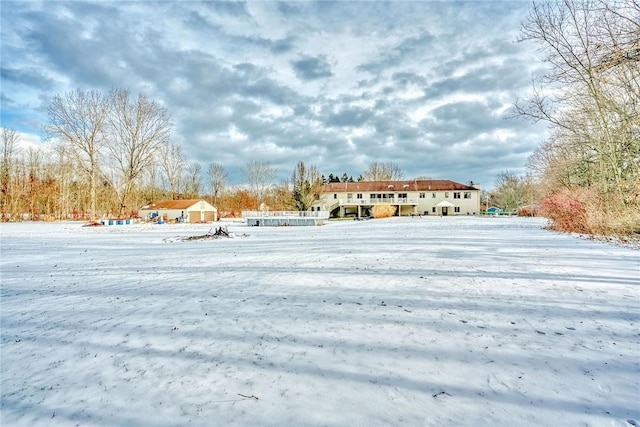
[312,180,481,218]
[138,199,217,223]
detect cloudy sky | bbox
[1,0,549,188]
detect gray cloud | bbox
[325,106,372,128]
[291,55,333,80]
[1,67,56,90]
[357,31,436,76]
[0,0,547,189]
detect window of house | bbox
[398,193,407,199]
[432,193,436,198]
[464,192,471,199]
[357,193,362,199]
[419,193,425,198]
[453,192,461,199]
[454,206,460,213]
[347,193,353,199]
[333,194,337,199]
[388,193,394,199]
[445,192,449,198]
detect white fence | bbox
[242,210,330,226]
[242,210,329,219]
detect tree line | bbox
[0,105,408,221]
[487,0,639,235]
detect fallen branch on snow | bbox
[237,393,259,400]
[163,226,248,243]
[432,391,452,398]
[183,226,231,240]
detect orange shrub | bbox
[539,188,590,233]
[538,187,640,236]
[371,205,396,219]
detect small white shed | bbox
[139,199,217,223]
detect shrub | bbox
[540,187,640,237]
[539,188,591,233]
[371,205,396,218]
[517,205,539,217]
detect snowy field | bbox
[1,216,638,427]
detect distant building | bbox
[485,206,502,215]
[139,199,217,223]
[312,180,481,218]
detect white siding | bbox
[315,190,480,216]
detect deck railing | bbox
[339,198,419,206]
[242,210,330,219]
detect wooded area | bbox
[0,107,402,221]
[506,0,639,235]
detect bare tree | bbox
[292,161,322,211]
[0,128,20,219]
[243,160,275,206]
[362,161,404,181]
[207,162,227,207]
[1,128,19,219]
[23,146,44,219]
[490,170,527,212]
[183,162,202,198]
[50,140,77,220]
[159,142,186,199]
[516,0,640,203]
[44,89,109,220]
[527,129,599,191]
[141,162,164,203]
[269,180,297,211]
[107,89,172,216]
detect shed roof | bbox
[321,180,477,193]
[140,199,208,210]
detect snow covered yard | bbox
[1,216,638,427]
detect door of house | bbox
[442,207,449,216]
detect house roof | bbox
[321,180,478,193]
[140,199,207,210]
